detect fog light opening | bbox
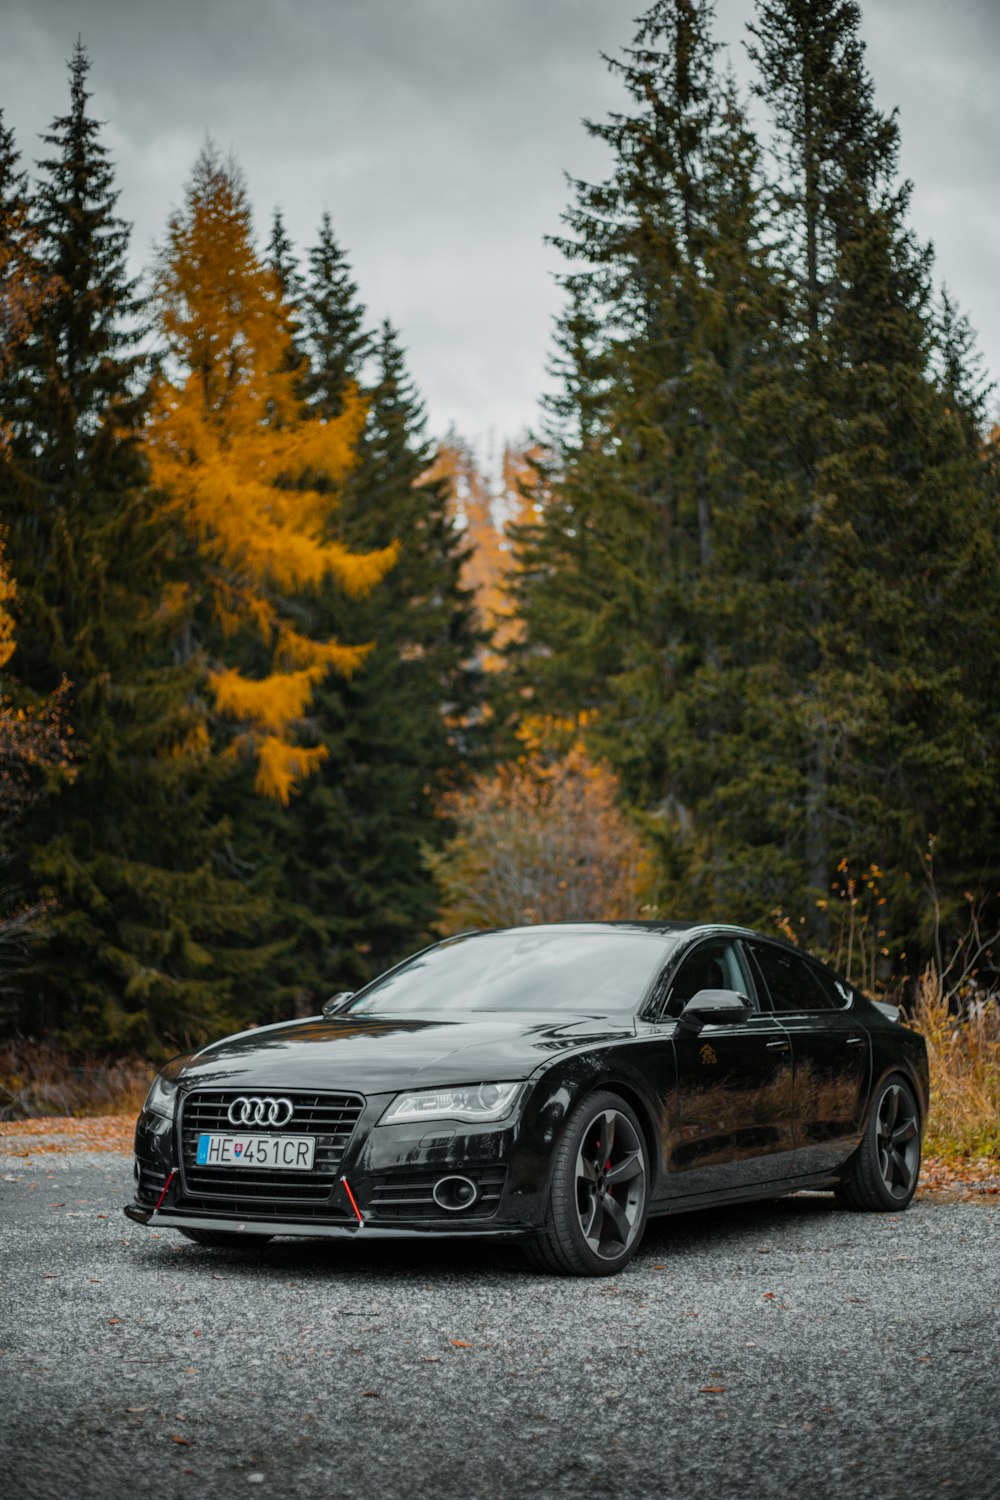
[432,1175,479,1212]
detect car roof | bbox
[478,919,810,959]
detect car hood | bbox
[169,1012,637,1096]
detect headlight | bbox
[379,1081,523,1125]
[143,1074,178,1120]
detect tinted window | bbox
[664,939,753,1018]
[748,943,837,1012]
[809,962,853,1010]
[345,929,677,1016]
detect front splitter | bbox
[123,1202,533,1240]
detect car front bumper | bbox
[125,1084,553,1240]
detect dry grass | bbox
[0,1038,152,1122]
[908,967,1000,1161]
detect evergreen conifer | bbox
[282,217,484,989]
[0,49,273,1047]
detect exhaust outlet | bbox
[432,1175,478,1211]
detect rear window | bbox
[748,943,839,1013]
[808,962,854,1010]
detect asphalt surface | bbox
[2,1148,998,1500]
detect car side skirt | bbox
[648,1170,844,1218]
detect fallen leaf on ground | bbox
[449,1339,473,1348]
[699,1386,727,1394]
[170,1434,192,1446]
[0,1116,135,1153]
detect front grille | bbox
[177,1088,364,1220]
[367,1167,507,1220]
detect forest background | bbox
[0,1,997,1155]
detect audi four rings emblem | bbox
[226,1095,294,1127]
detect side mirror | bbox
[322,991,356,1018]
[678,989,752,1029]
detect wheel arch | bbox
[858,1058,928,1141]
[522,1057,663,1197]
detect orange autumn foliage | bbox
[0,547,15,672]
[429,437,544,670]
[428,737,654,931]
[147,145,397,802]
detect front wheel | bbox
[525,1090,649,1276]
[178,1227,274,1248]
[835,1075,922,1211]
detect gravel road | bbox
[2,1146,998,1500]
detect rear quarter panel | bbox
[859,1001,930,1127]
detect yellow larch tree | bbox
[147,145,396,802]
[0,544,15,673]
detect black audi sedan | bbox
[126,922,928,1276]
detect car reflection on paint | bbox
[126,922,929,1276]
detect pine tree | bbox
[302,211,370,420]
[692,0,1000,930]
[282,225,484,992]
[512,0,776,873]
[0,48,273,1048]
[514,0,1000,951]
[266,206,303,308]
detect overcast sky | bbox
[2,0,997,453]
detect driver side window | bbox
[662,939,753,1019]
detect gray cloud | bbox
[2,0,997,447]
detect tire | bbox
[835,1074,922,1212]
[525,1090,650,1277]
[178,1227,275,1248]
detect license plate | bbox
[196,1133,316,1171]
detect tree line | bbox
[505,0,999,977]
[1,0,997,1055]
[0,46,485,1049]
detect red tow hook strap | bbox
[154,1169,176,1211]
[342,1176,364,1226]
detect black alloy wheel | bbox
[178,1228,275,1248]
[836,1074,922,1211]
[526,1090,649,1276]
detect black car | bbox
[126,922,929,1276]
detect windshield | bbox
[343,929,677,1016]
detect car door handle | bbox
[766,1038,791,1051]
[846,1035,866,1047]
